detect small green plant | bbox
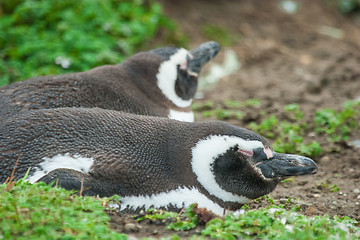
[137,204,198,231]
[167,204,198,231]
[224,99,243,108]
[273,130,322,157]
[243,98,262,107]
[282,176,295,183]
[314,100,360,142]
[330,184,340,192]
[320,180,340,192]
[248,104,322,157]
[284,103,304,120]
[215,108,242,120]
[248,114,278,138]
[0,179,126,239]
[261,195,275,205]
[137,208,179,222]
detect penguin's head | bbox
[150,41,220,108]
[191,129,318,204]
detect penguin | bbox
[0,108,317,215]
[0,41,220,122]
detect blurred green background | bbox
[0,0,186,86]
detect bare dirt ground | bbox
[108,0,360,238]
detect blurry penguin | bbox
[0,41,220,122]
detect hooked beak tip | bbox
[188,41,220,73]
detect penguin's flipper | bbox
[37,168,110,197]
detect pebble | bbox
[124,223,140,232]
[353,188,360,193]
[332,200,337,205]
[280,0,299,14]
[313,194,321,198]
[305,206,316,215]
[319,156,330,164]
[298,180,308,186]
[307,132,316,138]
[356,202,359,206]
[338,192,347,197]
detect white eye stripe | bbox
[191,135,264,203]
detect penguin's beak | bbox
[256,152,318,178]
[187,41,220,74]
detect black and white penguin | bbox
[0,108,317,215]
[0,41,220,122]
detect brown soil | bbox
[108,0,360,238]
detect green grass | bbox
[0,0,185,86]
[192,99,260,120]
[201,206,359,240]
[136,201,360,240]
[248,103,323,157]
[314,100,360,142]
[137,204,198,231]
[2,173,359,239]
[0,179,126,239]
